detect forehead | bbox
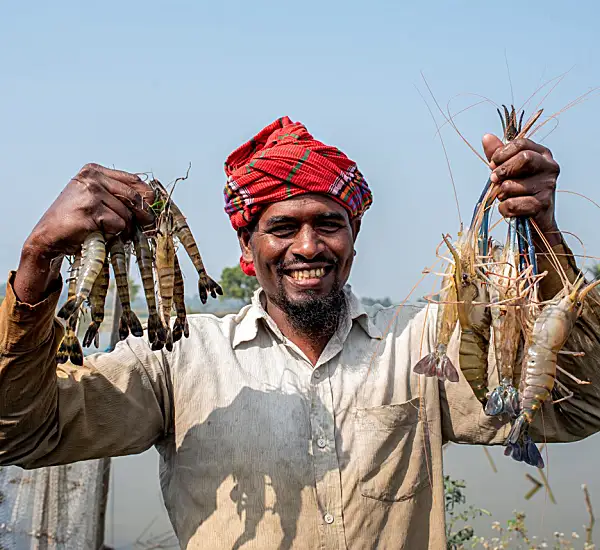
[258,194,349,223]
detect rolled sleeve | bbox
[0,271,171,468]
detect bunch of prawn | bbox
[411,77,600,470]
[55,171,222,364]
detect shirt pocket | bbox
[354,397,431,502]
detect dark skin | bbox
[14,164,155,305]
[483,134,561,248]
[238,194,360,364]
[14,134,561,363]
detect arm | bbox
[0,164,168,468]
[441,135,600,444]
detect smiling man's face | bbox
[238,193,360,335]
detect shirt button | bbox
[324,513,334,524]
[317,438,327,449]
[313,370,321,379]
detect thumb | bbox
[482,133,503,167]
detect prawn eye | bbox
[462,273,469,282]
[576,301,582,308]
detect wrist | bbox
[532,220,561,251]
[15,241,63,304]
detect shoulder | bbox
[184,303,254,342]
[348,289,436,341]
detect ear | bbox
[351,218,362,241]
[238,228,254,265]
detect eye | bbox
[318,221,344,233]
[269,225,297,237]
[576,301,582,308]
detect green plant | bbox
[219,265,260,304]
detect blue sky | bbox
[2,0,599,301]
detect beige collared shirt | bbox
[2,255,600,549]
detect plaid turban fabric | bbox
[223,117,373,275]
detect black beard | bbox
[270,276,347,340]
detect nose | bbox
[290,224,324,260]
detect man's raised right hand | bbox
[14,164,155,305]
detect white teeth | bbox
[290,268,326,280]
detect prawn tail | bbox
[56,340,69,364]
[484,387,504,416]
[57,296,83,320]
[506,414,527,446]
[485,383,520,418]
[82,322,100,348]
[198,276,223,305]
[439,355,459,383]
[57,329,84,366]
[173,317,189,342]
[524,437,545,468]
[413,353,437,377]
[127,310,144,338]
[118,315,130,341]
[172,319,182,343]
[504,432,545,469]
[148,313,165,351]
[164,326,174,352]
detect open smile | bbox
[283,265,334,287]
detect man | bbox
[1,116,600,550]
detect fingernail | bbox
[490,172,499,184]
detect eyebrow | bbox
[263,215,297,229]
[315,212,347,223]
[263,212,348,229]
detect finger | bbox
[498,196,542,219]
[496,178,546,201]
[94,173,156,227]
[491,138,552,167]
[82,163,143,186]
[94,205,129,237]
[482,134,503,165]
[491,151,558,184]
[101,193,133,226]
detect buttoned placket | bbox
[252,293,363,549]
[270,325,349,549]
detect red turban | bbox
[224,116,373,275]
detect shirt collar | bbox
[232,285,382,348]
